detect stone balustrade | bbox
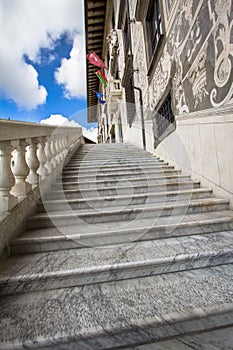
[0,119,83,257]
[0,119,82,213]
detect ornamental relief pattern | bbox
[134,38,148,93]
[149,0,233,115]
[166,0,176,15]
[150,48,172,110]
[209,0,233,107]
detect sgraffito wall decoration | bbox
[149,0,233,115]
[166,0,176,15]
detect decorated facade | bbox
[85,0,233,206]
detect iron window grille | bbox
[156,92,175,139]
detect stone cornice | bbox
[175,103,233,122]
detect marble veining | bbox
[121,325,233,349]
[1,231,233,295]
[1,144,233,349]
[1,231,233,280]
[0,264,233,349]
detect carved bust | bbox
[106,29,119,56]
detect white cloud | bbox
[83,127,98,143]
[0,0,85,109]
[55,34,86,99]
[40,114,97,143]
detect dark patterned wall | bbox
[150,0,233,116]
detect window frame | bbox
[146,0,163,59]
[136,0,165,77]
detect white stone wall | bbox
[155,106,233,208]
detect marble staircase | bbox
[0,143,233,350]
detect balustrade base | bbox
[11,182,32,198]
[0,194,18,213]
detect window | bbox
[122,55,136,126]
[123,16,130,55]
[154,92,175,147]
[146,0,163,61]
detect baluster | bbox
[55,137,62,163]
[44,137,53,173]
[26,138,40,188]
[0,141,17,213]
[11,139,32,198]
[37,137,48,179]
[50,137,57,169]
[61,136,68,159]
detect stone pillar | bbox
[11,139,32,198]
[37,137,48,179]
[0,141,18,213]
[26,138,40,188]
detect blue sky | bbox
[0,0,97,140]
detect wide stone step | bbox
[59,175,191,189]
[1,231,233,296]
[67,158,165,167]
[65,158,169,170]
[0,264,233,349]
[121,326,233,349]
[39,188,212,212]
[63,164,173,175]
[68,157,163,164]
[74,152,152,158]
[48,180,200,200]
[72,153,157,158]
[27,198,229,229]
[10,211,233,253]
[72,148,152,154]
[61,170,181,183]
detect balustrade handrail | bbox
[0,119,81,141]
[0,119,83,215]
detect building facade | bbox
[85,0,233,206]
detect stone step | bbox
[68,156,163,164]
[27,198,229,229]
[47,180,200,200]
[54,175,192,190]
[10,211,233,254]
[39,188,213,212]
[67,158,165,166]
[66,161,166,169]
[0,264,233,349]
[72,147,152,153]
[1,231,233,296]
[72,152,156,157]
[61,169,182,182]
[74,151,152,157]
[121,325,233,349]
[63,162,169,172]
[63,164,173,175]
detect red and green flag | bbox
[96,70,108,87]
